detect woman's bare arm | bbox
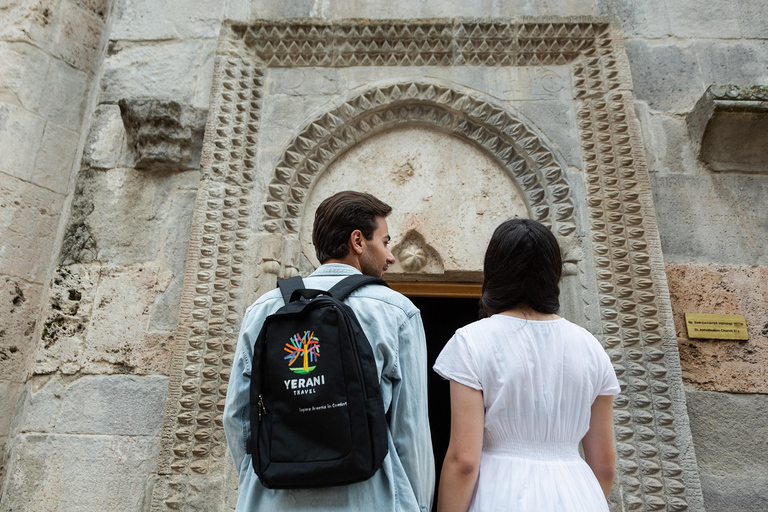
[581,395,616,498]
[437,380,485,512]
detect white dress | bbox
[433,315,620,512]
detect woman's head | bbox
[480,218,563,318]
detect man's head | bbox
[312,191,395,278]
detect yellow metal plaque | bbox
[684,313,749,340]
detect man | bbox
[223,191,435,511]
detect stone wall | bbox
[0,0,766,511]
[0,0,111,485]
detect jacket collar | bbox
[309,263,363,277]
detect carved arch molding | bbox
[150,18,705,512]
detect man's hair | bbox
[480,218,563,318]
[312,191,393,263]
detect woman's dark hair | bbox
[312,191,392,263]
[480,218,563,317]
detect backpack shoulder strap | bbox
[276,276,305,304]
[328,274,389,302]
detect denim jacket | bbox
[223,264,435,511]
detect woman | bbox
[433,218,619,512]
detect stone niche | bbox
[147,18,706,512]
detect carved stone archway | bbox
[150,18,705,512]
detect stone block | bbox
[82,104,131,170]
[100,39,205,103]
[666,0,741,38]
[0,433,161,511]
[0,41,50,111]
[0,177,65,283]
[686,390,768,511]
[0,0,57,50]
[111,0,226,40]
[119,99,207,171]
[595,0,671,38]
[33,264,169,375]
[667,263,768,393]
[0,103,46,181]
[59,168,181,265]
[0,277,42,382]
[32,121,79,194]
[37,56,89,128]
[52,0,105,71]
[55,375,168,435]
[150,189,196,331]
[651,174,768,265]
[625,39,706,113]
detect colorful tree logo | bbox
[284,331,320,374]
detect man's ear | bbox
[349,229,365,255]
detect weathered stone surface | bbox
[52,0,104,71]
[72,0,109,20]
[56,375,168,435]
[100,39,206,103]
[0,381,22,446]
[667,263,768,393]
[595,0,671,38]
[32,121,80,194]
[0,0,58,49]
[37,56,89,128]
[10,376,65,435]
[0,41,50,111]
[0,433,160,511]
[119,99,206,171]
[736,0,768,38]
[34,265,162,375]
[111,0,226,40]
[34,265,100,375]
[635,102,699,176]
[0,178,65,283]
[651,174,768,265]
[60,168,186,265]
[0,103,46,181]
[686,390,768,512]
[150,189,197,331]
[666,0,741,38]
[82,104,131,170]
[0,277,41,382]
[192,38,217,109]
[625,39,706,113]
[695,41,768,87]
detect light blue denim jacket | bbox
[223,264,435,512]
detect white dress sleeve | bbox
[596,347,621,396]
[433,330,483,391]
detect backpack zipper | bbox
[340,307,368,401]
[258,393,266,421]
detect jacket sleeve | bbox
[388,310,435,511]
[223,303,264,474]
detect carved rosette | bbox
[151,18,703,512]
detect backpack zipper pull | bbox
[258,394,266,422]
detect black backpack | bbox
[248,274,389,488]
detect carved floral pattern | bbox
[152,18,702,512]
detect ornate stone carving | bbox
[151,18,704,512]
[390,230,444,274]
[119,99,207,171]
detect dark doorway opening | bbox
[409,296,479,512]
